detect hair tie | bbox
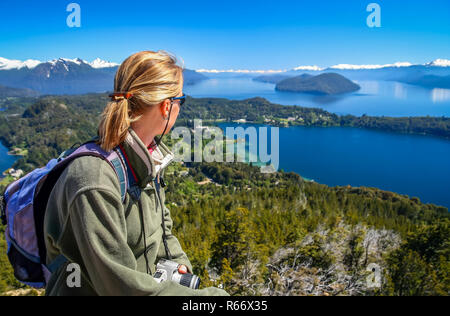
[109,92,133,101]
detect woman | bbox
[44,51,228,296]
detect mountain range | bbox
[1,57,449,95]
[198,59,450,75]
[309,61,450,88]
[0,57,207,95]
[250,59,450,90]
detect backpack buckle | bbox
[160,176,167,188]
[1,195,6,225]
[128,185,142,201]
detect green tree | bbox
[210,208,255,273]
[343,231,365,273]
[384,221,449,296]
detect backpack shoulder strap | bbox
[55,139,128,202]
[63,142,129,202]
[109,150,128,203]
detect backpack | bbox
[0,141,129,288]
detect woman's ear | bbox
[160,99,171,119]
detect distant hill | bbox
[283,59,450,85]
[253,74,298,84]
[0,85,40,98]
[183,69,208,85]
[402,75,450,89]
[276,73,360,95]
[317,66,450,84]
[0,57,208,95]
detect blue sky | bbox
[0,0,449,70]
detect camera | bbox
[153,259,200,289]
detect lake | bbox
[185,78,450,117]
[219,123,450,209]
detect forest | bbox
[0,94,448,296]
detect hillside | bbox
[276,73,361,95]
[183,69,209,85]
[402,75,450,89]
[253,74,298,84]
[0,85,40,98]
[164,160,449,296]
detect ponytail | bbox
[97,50,183,152]
[98,98,131,152]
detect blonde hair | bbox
[98,50,183,151]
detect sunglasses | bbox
[170,94,186,107]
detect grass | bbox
[0,176,14,187]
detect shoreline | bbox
[7,150,25,157]
[0,141,21,181]
[212,119,450,141]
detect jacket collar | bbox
[120,128,174,188]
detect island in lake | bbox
[275,73,361,95]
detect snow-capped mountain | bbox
[89,58,120,69]
[0,57,205,94]
[0,57,120,71]
[426,59,450,67]
[292,65,324,71]
[329,62,413,70]
[0,57,119,94]
[0,57,42,70]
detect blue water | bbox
[219,123,450,209]
[0,142,17,176]
[185,78,450,117]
